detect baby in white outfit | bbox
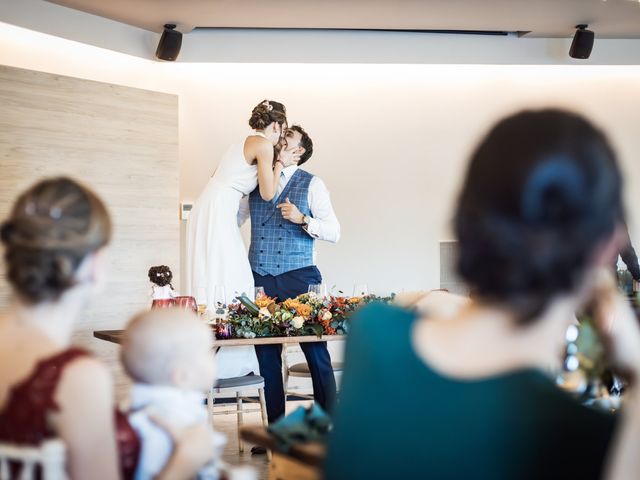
[121,309,224,480]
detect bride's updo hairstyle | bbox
[454,109,623,324]
[248,100,287,130]
[0,177,112,304]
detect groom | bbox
[239,125,341,433]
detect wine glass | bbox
[353,283,369,297]
[254,286,266,300]
[195,286,207,316]
[308,284,328,298]
[213,285,228,319]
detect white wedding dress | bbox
[186,133,263,379]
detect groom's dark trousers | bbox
[253,265,337,423]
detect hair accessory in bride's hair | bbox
[262,100,273,111]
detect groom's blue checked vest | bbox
[249,169,315,276]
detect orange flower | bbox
[296,304,312,317]
[348,297,361,304]
[255,297,273,309]
[320,318,336,335]
[283,299,301,311]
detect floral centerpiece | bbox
[226,292,393,339]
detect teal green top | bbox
[325,303,616,480]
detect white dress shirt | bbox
[238,165,340,263]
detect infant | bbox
[122,309,224,480]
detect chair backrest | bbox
[0,439,67,480]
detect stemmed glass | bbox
[195,286,207,316]
[308,283,328,298]
[254,286,266,300]
[213,285,227,319]
[212,285,232,338]
[352,283,369,297]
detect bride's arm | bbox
[254,139,283,202]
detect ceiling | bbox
[45,0,640,38]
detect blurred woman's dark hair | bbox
[248,100,287,130]
[454,109,623,324]
[0,177,112,304]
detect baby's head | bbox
[122,309,215,393]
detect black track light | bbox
[569,24,594,59]
[155,24,182,61]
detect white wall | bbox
[2,21,640,297]
[174,64,640,295]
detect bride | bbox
[186,100,298,378]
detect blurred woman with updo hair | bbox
[327,109,640,479]
[186,100,300,378]
[0,177,214,479]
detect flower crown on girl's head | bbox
[148,265,174,288]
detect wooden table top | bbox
[240,425,326,467]
[93,329,346,346]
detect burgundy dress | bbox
[0,347,140,479]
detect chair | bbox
[207,375,268,454]
[282,346,343,400]
[0,439,67,480]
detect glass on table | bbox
[151,298,175,309]
[213,285,228,319]
[214,320,232,340]
[174,295,197,314]
[308,283,328,298]
[195,286,207,316]
[352,283,369,297]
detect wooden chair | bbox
[0,439,67,480]
[282,346,343,400]
[208,375,268,454]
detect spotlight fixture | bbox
[155,24,182,61]
[569,24,594,59]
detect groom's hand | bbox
[277,197,305,224]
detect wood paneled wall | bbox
[0,65,179,398]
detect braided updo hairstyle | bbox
[0,177,112,304]
[248,100,287,131]
[454,109,623,324]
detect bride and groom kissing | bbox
[185,100,340,434]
